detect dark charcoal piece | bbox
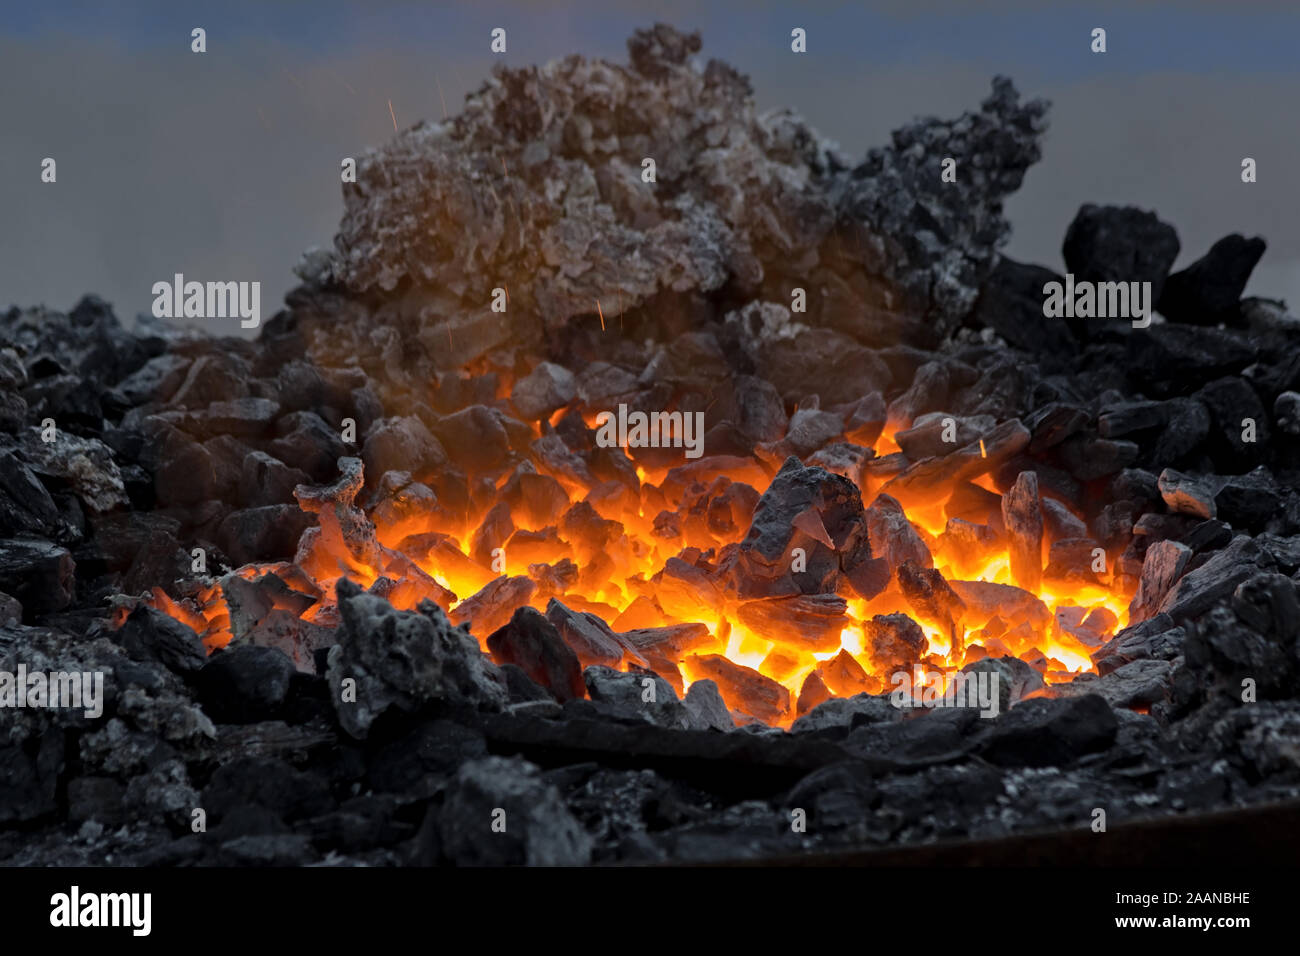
[0,591,20,625]
[1126,326,1256,397]
[971,257,1078,353]
[1098,400,1168,438]
[961,656,1045,713]
[487,606,586,702]
[1214,468,1282,532]
[1092,614,1185,675]
[1054,658,1174,710]
[1196,376,1269,468]
[510,362,576,421]
[1231,572,1300,645]
[0,538,75,617]
[583,666,687,729]
[1150,398,1211,464]
[784,760,879,830]
[1184,606,1297,697]
[845,708,982,763]
[1042,498,1087,543]
[438,756,593,865]
[1056,436,1138,481]
[807,442,875,488]
[791,693,899,734]
[0,734,65,824]
[1184,519,1234,555]
[0,452,65,539]
[1158,535,1260,623]
[1157,234,1267,326]
[975,694,1117,767]
[838,391,887,445]
[1026,402,1090,453]
[498,663,555,704]
[683,679,735,732]
[217,505,315,566]
[362,416,448,484]
[429,405,520,476]
[367,719,489,797]
[202,756,335,827]
[196,645,298,723]
[117,605,207,675]
[1062,204,1180,301]
[772,406,844,458]
[886,360,950,427]
[193,397,281,440]
[734,456,866,599]
[241,452,311,509]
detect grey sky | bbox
[1,1,1295,335]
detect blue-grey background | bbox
[1,0,1296,335]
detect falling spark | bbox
[980,438,987,459]
[283,67,304,90]
[325,69,356,95]
[388,99,398,132]
[435,74,447,120]
[596,299,606,331]
[256,107,271,131]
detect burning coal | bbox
[140,400,1132,728]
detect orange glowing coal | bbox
[142,408,1133,729]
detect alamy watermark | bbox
[594,404,705,459]
[1042,274,1151,329]
[151,273,261,329]
[889,664,1000,718]
[0,665,104,719]
[50,886,151,936]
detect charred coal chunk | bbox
[487,606,585,703]
[1158,234,1266,327]
[327,578,507,738]
[732,457,866,600]
[1062,204,1180,301]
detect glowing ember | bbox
[142,411,1133,728]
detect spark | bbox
[596,299,606,331]
[325,69,356,95]
[980,438,987,459]
[388,99,398,132]
[283,67,304,90]
[256,107,271,131]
